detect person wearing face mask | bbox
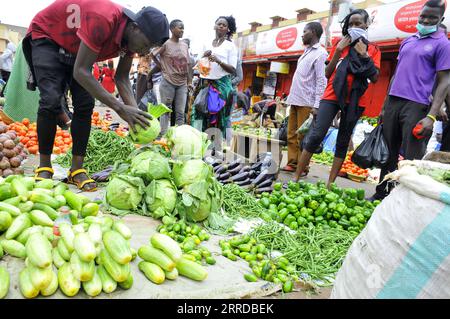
[150,20,191,135]
[294,9,380,188]
[370,0,450,201]
[22,1,169,191]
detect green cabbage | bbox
[166,125,210,160]
[130,118,161,145]
[130,150,171,182]
[105,175,145,215]
[144,179,178,219]
[172,160,211,188]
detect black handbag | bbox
[352,124,389,169]
[193,86,209,116]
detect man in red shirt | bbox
[22,1,169,191]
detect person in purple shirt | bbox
[371,0,450,201]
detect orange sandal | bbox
[67,169,97,192]
[34,167,54,181]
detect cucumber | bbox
[2,239,26,258]
[87,223,102,244]
[150,233,182,263]
[112,221,132,240]
[26,232,52,268]
[72,224,85,234]
[130,248,137,261]
[0,202,22,217]
[32,203,59,220]
[0,266,10,298]
[40,269,58,297]
[57,238,71,261]
[5,213,32,239]
[82,268,103,297]
[176,258,208,281]
[53,183,68,197]
[55,195,67,207]
[63,190,83,212]
[18,201,34,213]
[101,216,114,233]
[118,272,133,290]
[81,203,99,218]
[84,216,103,225]
[19,268,39,299]
[58,262,81,297]
[70,252,95,282]
[164,268,179,280]
[28,262,53,290]
[21,177,35,190]
[138,245,176,272]
[30,188,53,197]
[42,227,55,242]
[16,226,43,245]
[34,179,55,190]
[99,249,130,283]
[97,265,117,294]
[0,242,3,259]
[30,210,54,227]
[0,211,12,232]
[59,223,75,253]
[0,183,13,201]
[11,178,29,202]
[103,231,132,265]
[30,192,60,209]
[244,273,258,282]
[3,196,21,207]
[52,247,66,268]
[73,232,96,262]
[138,261,165,285]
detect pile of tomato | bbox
[91,111,128,137]
[7,119,72,155]
[340,152,369,178]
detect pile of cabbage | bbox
[105,125,222,222]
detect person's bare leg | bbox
[38,154,53,179]
[327,157,345,188]
[294,150,313,182]
[70,155,96,191]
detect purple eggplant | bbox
[256,179,273,189]
[219,172,231,181]
[254,186,274,194]
[236,178,252,186]
[228,164,244,176]
[231,172,250,182]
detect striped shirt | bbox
[286,43,328,108]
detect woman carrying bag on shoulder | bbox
[295,9,381,188]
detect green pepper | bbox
[260,197,270,209]
[288,181,300,192]
[287,204,298,213]
[324,193,338,203]
[333,212,341,220]
[356,213,366,223]
[270,211,278,220]
[315,216,324,223]
[269,204,278,211]
[270,196,279,205]
[373,200,381,207]
[329,220,338,228]
[347,208,355,216]
[261,213,272,222]
[314,202,328,217]
[328,202,337,211]
[273,183,283,191]
[308,190,320,200]
[294,211,301,219]
[349,216,359,226]
[279,208,289,221]
[338,219,350,227]
[307,200,319,211]
[261,192,270,198]
[284,214,296,226]
[335,203,347,214]
[307,215,315,222]
[364,201,374,209]
[297,217,307,226]
[284,196,295,205]
[294,197,305,209]
[326,212,333,220]
[345,188,358,199]
[278,202,287,211]
[363,210,372,219]
[345,198,357,208]
[357,189,365,201]
[289,221,298,230]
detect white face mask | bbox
[348,27,368,43]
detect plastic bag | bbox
[297,115,313,135]
[139,89,157,111]
[195,58,211,77]
[277,116,289,142]
[193,86,209,116]
[352,124,389,169]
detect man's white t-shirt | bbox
[201,40,238,80]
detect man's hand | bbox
[354,39,369,57]
[336,35,352,53]
[115,104,153,134]
[417,117,434,138]
[203,50,212,58]
[439,105,449,123]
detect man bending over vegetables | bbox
[22,0,169,191]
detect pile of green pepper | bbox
[258,181,381,235]
[219,235,296,293]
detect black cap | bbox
[123,6,169,46]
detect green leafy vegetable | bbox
[144,179,178,219]
[166,125,210,160]
[172,160,211,188]
[105,175,145,215]
[130,150,171,182]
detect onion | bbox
[3,140,15,150]
[9,157,21,168]
[3,169,14,177]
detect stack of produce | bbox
[137,233,208,285]
[258,181,379,235]
[361,116,379,127]
[56,129,136,174]
[105,125,222,224]
[91,111,128,137]
[219,235,296,293]
[0,176,136,298]
[312,152,334,166]
[339,152,369,181]
[207,153,278,193]
[8,120,72,155]
[0,129,28,177]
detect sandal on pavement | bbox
[34,167,54,181]
[67,169,97,192]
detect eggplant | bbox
[252,170,272,187]
[228,164,244,176]
[228,158,243,170]
[219,172,231,181]
[248,170,257,179]
[254,186,274,194]
[214,164,227,175]
[231,172,249,182]
[239,166,251,173]
[250,162,262,171]
[256,179,273,189]
[212,158,224,167]
[236,178,252,186]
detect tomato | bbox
[28,145,38,154]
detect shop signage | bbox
[270,62,290,74]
